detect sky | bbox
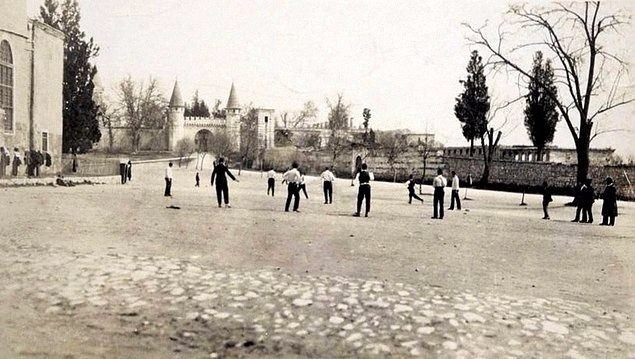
[26,0,635,157]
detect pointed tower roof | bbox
[226,82,239,109]
[169,80,184,108]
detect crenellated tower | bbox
[224,83,242,150]
[167,80,185,151]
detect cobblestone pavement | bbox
[1,242,633,358]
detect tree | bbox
[40,0,101,153]
[454,50,490,157]
[378,131,408,182]
[524,51,559,161]
[279,101,319,129]
[175,138,195,168]
[239,107,259,168]
[184,90,211,117]
[416,135,434,193]
[210,130,235,160]
[115,76,166,152]
[295,132,321,149]
[361,108,373,147]
[465,2,633,183]
[326,94,351,165]
[480,127,502,185]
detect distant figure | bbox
[299,173,309,199]
[127,160,132,181]
[353,163,373,217]
[448,170,461,210]
[0,146,8,178]
[464,173,473,200]
[542,180,553,220]
[432,168,447,219]
[195,172,200,187]
[600,177,618,226]
[581,178,595,223]
[11,148,21,176]
[406,174,423,204]
[71,152,78,173]
[164,162,173,197]
[571,181,584,222]
[283,161,302,212]
[34,150,43,177]
[211,157,239,208]
[320,167,335,204]
[119,158,128,184]
[267,168,276,196]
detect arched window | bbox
[0,40,13,132]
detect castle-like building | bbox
[166,81,275,152]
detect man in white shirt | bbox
[432,168,447,219]
[266,168,276,197]
[164,162,173,197]
[283,162,302,212]
[448,170,461,210]
[320,167,335,204]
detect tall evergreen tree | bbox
[40,0,101,153]
[454,50,490,156]
[524,51,559,161]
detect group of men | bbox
[570,177,619,226]
[119,159,133,184]
[0,146,51,178]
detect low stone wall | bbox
[61,154,120,176]
[444,156,635,200]
[0,175,120,188]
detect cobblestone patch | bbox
[1,244,633,358]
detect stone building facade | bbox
[0,0,64,173]
[442,145,615,165]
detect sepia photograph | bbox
[0,0,634,357]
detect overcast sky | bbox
[27,0,635,157]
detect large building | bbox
[0,0,64,172]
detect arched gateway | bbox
[166,81,275,154]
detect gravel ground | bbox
[0,161,633,358]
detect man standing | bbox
[211,157,239,208]
[432,168,447,219]
[267,168,276,196]
[164,162,173,197]
[321,167,335,204]
[448,171,461,210]
[353,163,373,217]
[0,146,7,178]
[571,181,584,222]
[283,162,302,212]
[127,160,133,182]
[11,148,21,177]
[119,158,128,184]
[581,178,595,223]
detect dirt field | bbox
[0,161,633,357]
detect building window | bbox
[42,131,49,152]
[0,40,13,132]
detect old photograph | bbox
[1,0,634,357]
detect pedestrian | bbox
[164,162,173,197]
[11,148,21,177]
[320,167,335,204]
[299,172,309,199]
[571,181,584,222]
[581,178,595,223]
[283,162,302,212]
[542,180,553,220]
[448,171,461,210]
[267,168,276,196]
[36,150,44,177]
[600,177,618,226]
[24,150,31,176]
[211,157,239,208]
[431,168,447,219]
[406,174,423,204]
[71,151,78,173]
[127,160,132,182]
[195,172,200,187]
[119,158,127,184]
[353,163,373,217]
[0,146,8,178]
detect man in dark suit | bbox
[211,157,239,208]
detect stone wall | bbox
[444,156,635,200]
[96,127,168,152]
[61,154,120,176]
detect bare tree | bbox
[378,131,408,182]
[115,76,166,152]
[175,138,195,168]
[326,94,351,165]
[415,135,435,193]
[464,1,633,183]
[279,101,319,129]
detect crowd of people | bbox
[0,146,52,178]
[162,159,620,226]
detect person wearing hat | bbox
[211,157,239,208]
[580,178,595,223]
[600,177,618,226]
[353,163,374,217]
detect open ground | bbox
[0,161,633,358]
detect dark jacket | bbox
[542,186,553,204]
[211,164,236,186]
[581,184,595,206]
[601,184,618,217]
